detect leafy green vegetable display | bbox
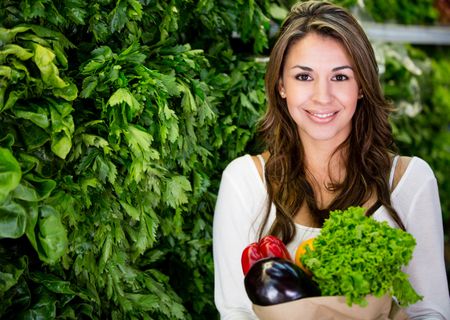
[302,207,422,307]
[0,0,270,318]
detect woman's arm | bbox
[397,158,450,319]
[213,157,262,319]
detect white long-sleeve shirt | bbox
[213,154,450,319]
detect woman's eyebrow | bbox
[291,65,313,71]
[332,65,353,71]
[290,65,353,71]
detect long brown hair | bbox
[258,1,404,243]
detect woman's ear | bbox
[278,79,286,98]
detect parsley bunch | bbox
[302,206,422,306]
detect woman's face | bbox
[279,32,360,146]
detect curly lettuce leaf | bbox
[302,206,422,306]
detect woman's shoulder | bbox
[223,154,253,175]
[403,156,435,178]
[392,156,436,192]
[221,154,266,191]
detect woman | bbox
[213,1,450,319]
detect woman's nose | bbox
[312,79,332,104]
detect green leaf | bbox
[11,59,31,77]
[180,83,197,112]
[163,176,192,208]
[0,133,15,149]
[51,132,72,159]
[24,202,39,251]
[0,275,31,315]
[120,201,140,220]
[107,88,141,118]
[117,43,146,64]
[94,155,117,184]
[239,92,259,116]
[14,109,50,129]
[63,0,88,25]
[126,293,158,311]
[128,0,143,18]
[37,205,68,264]
[52,41,68,68]
[32,43,67,89]
[159,4,179,41]
[18,122,50,150]
[0,44,34,61]
[132,208,159,256]
[0,66,13,79]
[0,26,31,46]
[269,4,289,20]
[90,15,109,42]
[3,90,23,112]
[124,125,158,160]
[50,102,74,159]
[0,255,27,293]
[12,174,56,202]
[99,234,112,272]
[82,46,113,74]
[29,25,74,50]
[0,82,6,112]
[0,148,22,202]
[17,288,57,319]
[0,199,27,239]
[80,76,98,98]
[30,272,76,295]
[82,134,112,154]
[109,0,128,33]
[53,82,78,101]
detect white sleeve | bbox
[213,158,262,320]
[400,160,450,319]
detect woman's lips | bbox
[306,110,338,123]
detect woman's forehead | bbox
[283,33,353,70]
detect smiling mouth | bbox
[311,112,336,118]
[306,110,338,120]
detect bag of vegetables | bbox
[243,206,420,319]
[253,294,408,320]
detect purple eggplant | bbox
[244,257,321,306]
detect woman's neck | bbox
[303,139,347,182]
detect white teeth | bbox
[312,112,335,118]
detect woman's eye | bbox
[296,74,311,81]
[333,74,348,81]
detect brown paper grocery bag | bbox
[253,295,409,320]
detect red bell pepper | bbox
[241,235,292,275]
